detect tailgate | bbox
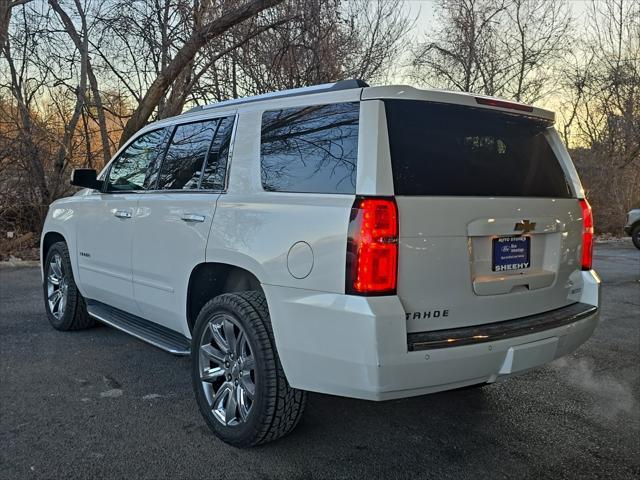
[382,99,584,333]
[397,197,583,333]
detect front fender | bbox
[40,197,82,292]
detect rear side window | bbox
[260,102,359,194]
[384,100,572,198]
[200,116,234,190]
[158,120,218,190]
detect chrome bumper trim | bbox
[407,303,597,351]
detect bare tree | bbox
[1,0,289,235]
[0,0,33,53]
[118,0,285,146]
[46,0,88,193]
[192,0,410,104]
[411,0,572,103]
[2,5,47,195]
[412,0,506,93]
[1,3,51,231]
[48,0,111,164]
[337,0,411,83]
[500,0,572,101]
[563,0,640,232]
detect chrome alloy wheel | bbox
[46,253,68,319]
[198,313,256,426]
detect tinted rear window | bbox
[260,102,359,194]
[200,116,234,190]
[384,100,572,198]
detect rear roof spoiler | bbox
[362,86,555,123]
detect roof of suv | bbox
[167,79,555,124]
[185,79,369,113]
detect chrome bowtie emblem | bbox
[514,219,536,234]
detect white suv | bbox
[41,80,600,447]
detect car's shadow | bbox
[194,382,535,477]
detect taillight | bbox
[346,196,398,295]
[579,198,594,270]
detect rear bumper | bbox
[407,303,597,350]
[264,270,600,401]
[624,225,633,235]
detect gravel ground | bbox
[1,243,638,479]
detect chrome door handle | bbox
[114,210,132,219]
[181,213,206,223]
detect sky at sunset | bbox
[403,0,590,38]
[394,0,593,116]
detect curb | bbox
[0,260,41,268]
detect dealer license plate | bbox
[492,236,531,272]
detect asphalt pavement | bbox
[1,242,638,479]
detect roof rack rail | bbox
[185,79,369,114]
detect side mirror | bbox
[70,168,103,190]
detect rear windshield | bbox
[384,100,572,198]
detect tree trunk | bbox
[49,0,110,165]
[87,65,112,164]
[48,0,89,198]
[0,0,12,54]
[159,58,194,119]
[0,0,33,54]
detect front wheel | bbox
[191,291,306,447]
[43,241,95,331]
[632,224,640,250]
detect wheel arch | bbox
[630,220,640,249]
[41,231,67,277]
[186,262,265,334]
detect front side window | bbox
[107,128,168,191]
[157,120,219,190]
[260,102,359,194]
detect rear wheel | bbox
[43,241,95,331]
[191,291,306,447]
[632,224,640,249]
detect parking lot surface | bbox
[1,243,639,479]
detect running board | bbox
[86,300,191,355]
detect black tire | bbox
[43,241,95,331]
[632,224,640,250]
[191,291,307,447]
